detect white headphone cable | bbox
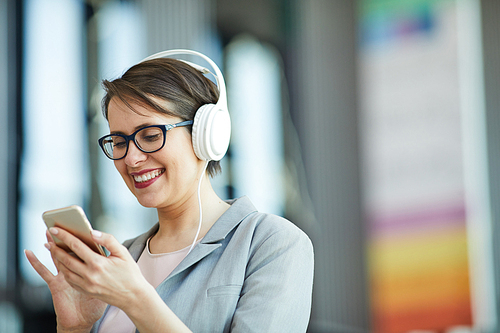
[187,160,209,256]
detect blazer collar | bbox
[127,196,257,262]
[200,195,257,244]
[169,196,257,276]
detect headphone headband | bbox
[140,49,227,110]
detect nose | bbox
[123,140,147,166]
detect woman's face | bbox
[107,97,202,209]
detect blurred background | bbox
[1,0,499,332]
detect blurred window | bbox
[225,36,285,215]
[19,0,88,284]
[93,1,157,243]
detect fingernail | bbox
[49,227,58,235]
[44,243,51,250]
[92,230,102,238]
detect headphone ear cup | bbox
[191,105,209,160]
[192,104,231,161]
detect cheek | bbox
[165,133,198,164]
[114,161,130,182]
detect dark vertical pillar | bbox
[286,0,370,331]
[1,0,23,330]
[482,0,500,327]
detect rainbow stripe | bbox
[368,203,472,333]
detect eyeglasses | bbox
[98,120,193,160]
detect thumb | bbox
[91,230,126,258]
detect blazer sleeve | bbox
[230,221,314,332]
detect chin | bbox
[136,197,161,208]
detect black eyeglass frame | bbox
[98,120,194,160]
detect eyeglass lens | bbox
[102,126,164,159]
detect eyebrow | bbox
[110,123,157,135]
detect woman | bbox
[25,49,314,332]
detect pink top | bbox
[98,238,198,333]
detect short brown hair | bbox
[102,58,222,176]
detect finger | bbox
[45,229,55,244]
[45,230,63,272]
[56,256,88,290]
[48,229,89,277]
[51,249,88,282]
[91,230,128,259]
[24,249,55,283]
[49,227,97,263]
[46,229,79,272]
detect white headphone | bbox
[141,49,231,161]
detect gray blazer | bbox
[91,196,314,332]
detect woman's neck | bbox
[149,177,229,254]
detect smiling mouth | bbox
[133,169,165,183]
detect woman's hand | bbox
[30,227,191,333]
[25,231,106,333]
[45,227,150,314]
[46,227,192,333]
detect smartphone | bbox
[42,205,106,256]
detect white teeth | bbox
[134,170,163,183]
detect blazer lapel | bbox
[120,196,258,285]
[167,242,222,279]
[161,196,258,282]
